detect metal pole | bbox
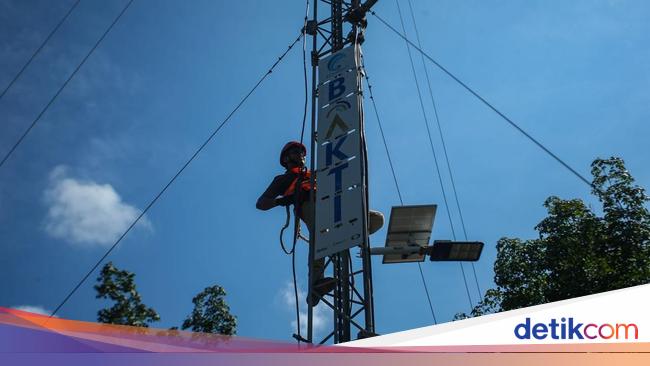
[329,0,352,344]
[350,0,375,339]
[307,0,319,344]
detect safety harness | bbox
[279,167,312,254]
[282,167,312,199]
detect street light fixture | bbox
[369,205,484,262]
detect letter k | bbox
[568,318,584,339]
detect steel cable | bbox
[394,0,474,310]
[0,0,81,102]
[49,32,303,319]
[0,0,134,170]
[370,9,594,189]
[405,0,482,300]
[361,58,438,324]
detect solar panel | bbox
[429,240,484,262]
[382,205,437,264]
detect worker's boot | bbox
[308,277,336,306]
[308,256,335,306]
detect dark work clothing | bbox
[257,169,311,209]
[257,169,324,283]
[258,172,296,202]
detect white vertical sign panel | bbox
[314,45,364,259]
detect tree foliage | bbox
[459,157,650,318]
[94,262,160,327]
[181,285,237,335]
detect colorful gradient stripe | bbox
[2,307,650,366]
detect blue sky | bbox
[1,0,649,342]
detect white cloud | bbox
[43,166,151,246]
[281,282,329,336]
[12,305,55,317]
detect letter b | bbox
[329,77,345,101]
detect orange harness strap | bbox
[282,167,312,197]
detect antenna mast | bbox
[305,0,378,344]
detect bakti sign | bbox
[314,45,365,259]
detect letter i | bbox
[561,317,566,339]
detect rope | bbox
[288,0,311,336]
[299,0,310,144]
[294,0,310,339]
[279,205,295,255]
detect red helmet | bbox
[280,141,306,167]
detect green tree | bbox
[181,285,237,335]
[453,288,504,320]
[458,157,650,318]
[94,262,160,327]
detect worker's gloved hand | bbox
[275,196,293,207]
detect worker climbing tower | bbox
[303,0,484,345]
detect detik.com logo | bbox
[514,317,638,340]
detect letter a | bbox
[325,114,350,139]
